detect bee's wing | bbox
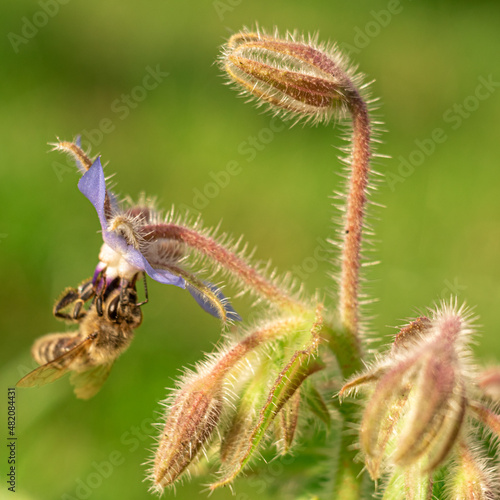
[16,333,97,389]
[69,362,114,400]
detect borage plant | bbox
[19,27,500,499]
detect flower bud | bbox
[391,316,432,353]
[351,302,475,479]
[151,376,224,493]
[361,342,467,478]
[150,315,309,492]
[393,350,467,472]
[221,29,357,124]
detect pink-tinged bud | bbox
[355,301,475,479]
[360,357,415,478]
[150,315,309,493]
[392,316,432,353]
[478,367,500,401]
[447,441,498,500]
[221,29,358,125]
[393,347,463,466]
[151,376,224,494]
[361,345,467,478]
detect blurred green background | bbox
[1,1,499,498]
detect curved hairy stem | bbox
[221,28,373,340]
[340,97,371,337]
[142,222,308,314]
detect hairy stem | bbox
[339,96,371,338]
[142,223,308,313]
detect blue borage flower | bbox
[78,158,185,287]
[54,139,240,322]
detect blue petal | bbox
[187,283,241,321]
[125,245,185,287]
[77,158,185,288]
[78,157,108,231]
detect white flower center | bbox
[98,243,141,281]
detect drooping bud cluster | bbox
[149,307,326,494]
[340,300,500,494]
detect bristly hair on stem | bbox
[220,25,383,343]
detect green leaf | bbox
[302,380,331,429]
[211,337,323,490]
[274,387,301,454]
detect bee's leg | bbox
[118,278,131,313]
[72,279,96,319]
[94,273,110,317]
[136,275,149,307]
[53,278,96,321]
[53,288,80,320]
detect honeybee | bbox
[17,277,144,399]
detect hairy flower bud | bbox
[391,316,432,353]
[150,315,309,493]
[151,377,224,493]
[343,301,475,479]
[392,347,467,471]
[221,28,360,125]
